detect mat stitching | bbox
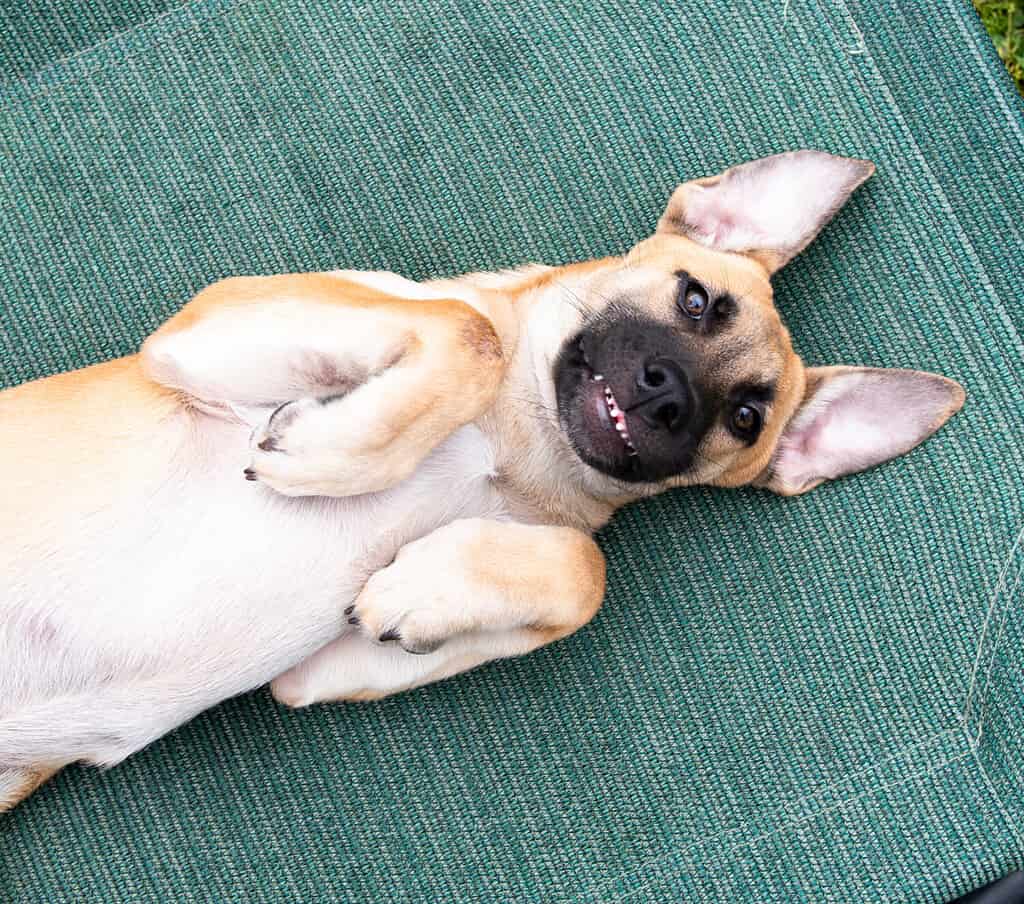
[811,0,866,54]
[971,747,1024,852]
[964,530,1024,743]
[951,7,1024,145]
[1,0,247,100]
[596,740,969,903]
[842,0,1024,752]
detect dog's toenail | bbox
[379,629,400,643]
[344,605,355,615]
[243,468,257,481]
[347,616,359,625]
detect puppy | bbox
[0,151,964,811]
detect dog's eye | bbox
[730,404,762,439]
[678,283,708,319]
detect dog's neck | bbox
[428,263,640,533]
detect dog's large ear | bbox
[757,367,965,496]
[657,150,875,273]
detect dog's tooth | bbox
[594,373,604,382]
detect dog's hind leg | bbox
[141,271,507,496]
[0,765,62,813]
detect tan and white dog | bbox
[0,151,964,810]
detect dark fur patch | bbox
[460,316,503,360]
[299,352,366,394]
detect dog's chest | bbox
[184,421,512,630]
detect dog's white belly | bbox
[0,418,506,763]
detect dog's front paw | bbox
[250,398,316,456]
[247,396,389,497]
[349,578,450,655]
[245,395,419,498]
[350,533,476,654]
[245,398,339,496]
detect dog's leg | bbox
[141,271,506,496]
[0,765,62,813]
[270,519,606,704]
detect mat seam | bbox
[964,528,1024,743]
[0,0,246,100]
[834,0,1024,820]
[585,731,971,903]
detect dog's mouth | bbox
[554,329,708,484]
[552,338,642,477]
[590,371,637,455]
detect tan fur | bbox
[463,522,607,640]
[0,357,185,562]
[0,765,62,812]
[142,272,508,496]
[621,233,808,487]
[151,272,505,434]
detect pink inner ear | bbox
[772,369,962,493]
[686,188,752,248]
[674,151,875,265]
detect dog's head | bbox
[549,150,964,497]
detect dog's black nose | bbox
[634,358,689,431]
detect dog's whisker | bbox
[693,448,731,475]
[549,279,596,318]
[503,390,559,413]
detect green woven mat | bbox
[2,1,1023,901]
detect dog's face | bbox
[547,151,965,497]
[553,235,801,488]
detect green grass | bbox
[975,1,1024,95]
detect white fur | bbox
[0,417,508,768]
[0,264,595,776]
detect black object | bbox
[952,872,1024,904]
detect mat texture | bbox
[1,1,1023,901]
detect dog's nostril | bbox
[654,401,680,428]
[642,365,667,389]
[635,358,689,431]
